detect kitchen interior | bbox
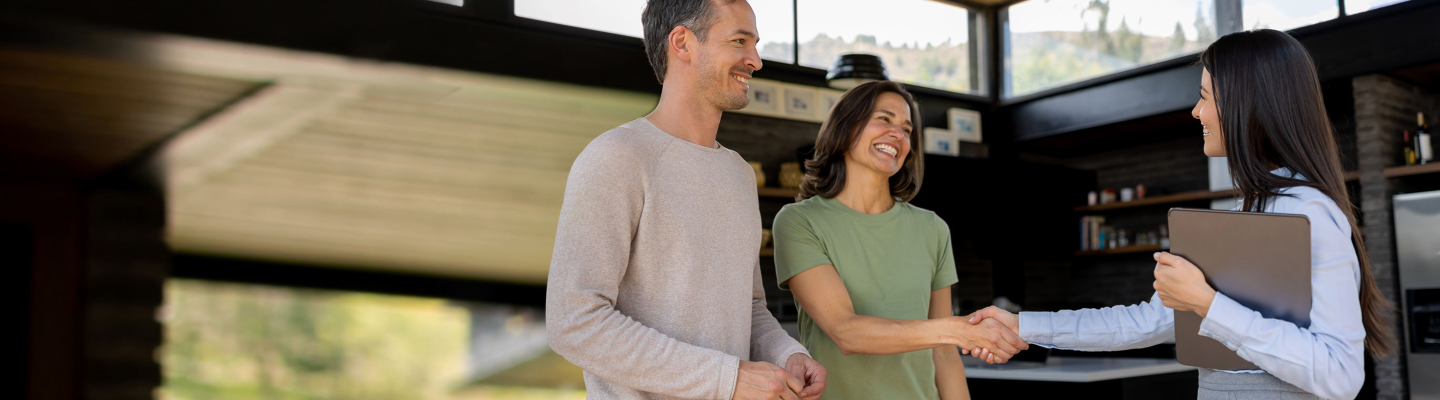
[4,0,1440,399]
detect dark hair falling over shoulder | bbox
[1200,29,1395,356]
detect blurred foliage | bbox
[801,33,973,93]
[159,279,584,400]
[1008,0,1216,96]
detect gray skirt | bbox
[1196,368,1321,400]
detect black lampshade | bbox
[827,54,888,90]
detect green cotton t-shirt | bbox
[772,195,959,400]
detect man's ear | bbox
[668,25,694,64]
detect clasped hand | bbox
[1152,251,1217,317]
[732,354,827,400]
[961,306,1024,363]
[958,252,1217,364]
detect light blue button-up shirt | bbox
[1019,168,1367,400]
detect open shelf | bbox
[1074,190,1237,212]
[1075,244,1164,257]
[758,187,800,200]
[1384,163,1440,178]
[1074,171,1366,213]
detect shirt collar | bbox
[1270,167,1309,182]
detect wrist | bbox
[939,316,970,347]
[1196,289,1217,318]
[785,352,808,365]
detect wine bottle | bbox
[1420,112,1433,164]
[1404,130,1416,166]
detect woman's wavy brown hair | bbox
[798,80,924,202]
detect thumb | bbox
[968,306,997,324]
[783,369,804,394]
[1154,251,1187,267]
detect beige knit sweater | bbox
[546,118,809,399]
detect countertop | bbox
[962,356,1196,382]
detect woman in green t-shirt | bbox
[772,81,1026,400]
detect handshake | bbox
[957,306,1028,364]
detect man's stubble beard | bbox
[695,50,750,111]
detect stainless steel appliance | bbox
[1396,190,1440,400]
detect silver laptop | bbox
[1168,208,1312,371]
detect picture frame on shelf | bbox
[923,127,960,156]
[948,107,982,143]
[742,80,781,115]
[729,78,843,123]
[783,85,817,120]
[818,89,843,120]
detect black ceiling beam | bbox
[0,0,999,107]
[1011,64,1203,143]
[170,253,548,308]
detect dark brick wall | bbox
[6,173,167,400]
[81,178,167,400]
[1030,137,1211,310]
[1063,136,1211,195]
[1353,73,1440,400]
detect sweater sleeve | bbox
[545,137,741,399]
[749,258,811,366]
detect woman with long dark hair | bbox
[968,29,1394,399]
[772,80,1027,400]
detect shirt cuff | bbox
[1018,311,1053,345]
[1197,292,1255,350]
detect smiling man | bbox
[545,1,827,400]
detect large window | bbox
[160,279,579,400]
[1242,0,1338,31]
[1004,0,1219,98]
[1344,0,1411,15]
[798,0,981,94]
[1002,0,1367,98]
[516,0,984,96]
[515,0,797,63]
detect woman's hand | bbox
[1153,252,1218,317]
[963,306,1022,363]
[949,312,1027,364]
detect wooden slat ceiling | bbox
[0,47,261,179]
[151,35,658,284]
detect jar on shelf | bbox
[749,161,766,188]
[779,162,804,189]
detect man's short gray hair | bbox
[641,0,738,84]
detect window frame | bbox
[996,0,1358,101]
[496,0,993,101]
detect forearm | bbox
[933,345,969,400]
[547,295,739,398]
[1199,292,1365,400]
[826,315,961,355]
[749,266,808,365]
[1020,292,1174,351]
[750,298,808,365]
